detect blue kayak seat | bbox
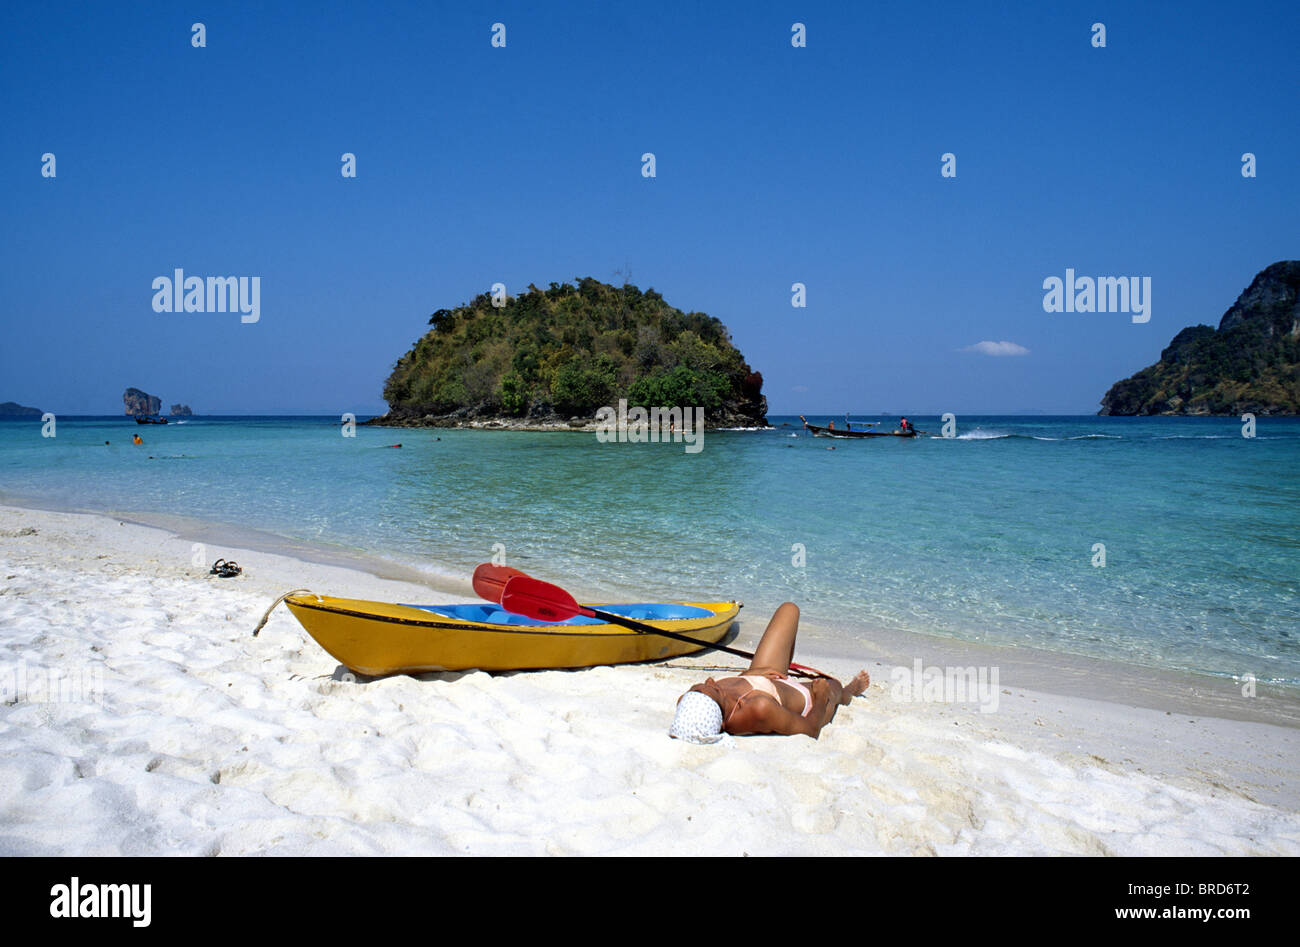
[403,602,714,627]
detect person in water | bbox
[132,434,143,445]
[669,602,871,742]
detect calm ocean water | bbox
[2,414,1297,685]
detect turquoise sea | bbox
[2,414,1297,686]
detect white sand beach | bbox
[2,502,1298,856]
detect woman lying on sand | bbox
[669,602,870,743]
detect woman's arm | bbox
[732,697,823,738]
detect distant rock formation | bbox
[124,387,162,417]
[1099,261,1300,415]
[170,404,193,416]
[0,401,42,417]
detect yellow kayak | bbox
[281,593,741,675]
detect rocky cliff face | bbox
[124,388,162,417]
[1098,261,1300,415]
[169,404,193,416]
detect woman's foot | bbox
[843,670,871,701]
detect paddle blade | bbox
[472,563,529,603]
[501,575,591,623]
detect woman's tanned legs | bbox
[746,602,800,674]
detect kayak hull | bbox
[283,594,741,675]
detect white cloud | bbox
[961,340,1030,357]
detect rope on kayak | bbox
[252,589,316,637]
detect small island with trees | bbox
[368,278,769,430]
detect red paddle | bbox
[492,571,825,678]
[472,563,528,603]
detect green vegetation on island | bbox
[1099,261,1300,415]
[373,279,768,427]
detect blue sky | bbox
[2,0,1296,415]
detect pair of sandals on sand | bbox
[209,558,243,578]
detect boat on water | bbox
[134,414,169,425]
[799,416,918,438]
[279,593,741,675]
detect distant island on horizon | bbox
[123,388,193,419]
[0,401,42,418]
[1099,261,1300,416]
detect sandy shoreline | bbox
[1,502,1297,855]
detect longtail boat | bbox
[799,416,920,438]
